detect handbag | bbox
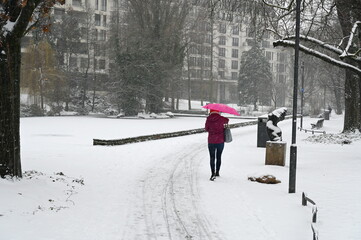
[224,125,233,143]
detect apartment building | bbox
[53,0,111,76]
[21,1,291,107]
[184,10,292,106]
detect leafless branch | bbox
[273,40,361,75]
[284,33,361,63]
[340,21,361,59]
[262,0,295,11]
[284,35,343,54]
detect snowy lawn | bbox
[0,114,360,240]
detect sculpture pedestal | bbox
[265,141,286,166]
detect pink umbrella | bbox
[203,103,240,116]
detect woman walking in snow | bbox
[205,109,229,181]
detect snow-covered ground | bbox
[1,113,360,240]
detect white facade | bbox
[184,10,292,106]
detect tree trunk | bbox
[91,73,97,112]
[0,39,22,177]
[336,0,361,131]
[330,73,343,115]
[343,70,360,131]
[187,53,192,110]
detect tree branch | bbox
[262,0,294,11]
[284,35,343,55]
[340,21,361,59]
[273,40,361,75]
[284,34,361,63]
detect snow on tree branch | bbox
[340,21,361,60]
[273,40,361,75]
[283,33,361,64]
[284,35,343,55]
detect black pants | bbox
[208,143,224,173]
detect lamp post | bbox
[289,0,302,194]
[300,62,305,129]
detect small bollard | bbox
[312,206,318,223]
[265,141,286,166]
[302,192,307,206]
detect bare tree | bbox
[1,0,64,177]
[48,8,83,111]
[263,0,360,132]
[123,0,192,113]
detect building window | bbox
[54,8,64,20]
[218,71,225,78]
[98,60,106,70]
[232,49,238,58]
[190,69,196,78]
[218,59,225,68]
[189,46,197,54]
[278,74,286,83]
[95,0,99,9]
[231,60,238,69]
[231,72,238,80]
[103,15,107,27]
[219,48,226,57]
[70,57,78,67]
[72,0,81,6]
[99,30,106,41]
[73,42,87,54]
[204,70,211,78]
[196,69,202,78]
[262,40,270,48]
[197,57,203,67]
[204,58,211,67]
[95,14,101,26]
[232,37,239,46]
[277,63,285,72]
[205,34,212,44]
[219,22,226,33]
[263,31,270,39]
[101,0,107,11]
[80,58,88,68]
[204,46,211,56]
[219,36,226,45]
[189,57,196,66]
[265,51,273,61]
[277,52,286,62]
[232,25,239,35]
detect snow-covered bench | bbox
[300,118,326,134]
[311,118,324,129]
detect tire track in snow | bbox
[122,141,222,239]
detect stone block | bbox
[265,141,286,166]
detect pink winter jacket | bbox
[205,113,229,144]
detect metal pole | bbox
[289,0,302,194]
[300,62,305,129]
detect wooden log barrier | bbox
[93,120,258,146]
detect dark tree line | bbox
[108,0,192,115]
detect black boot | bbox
[215,171,220,177]
[210,172,216,181]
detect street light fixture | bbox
[289,0,302,194]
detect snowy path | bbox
[121,140,222,240]
[119,124,280,240]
